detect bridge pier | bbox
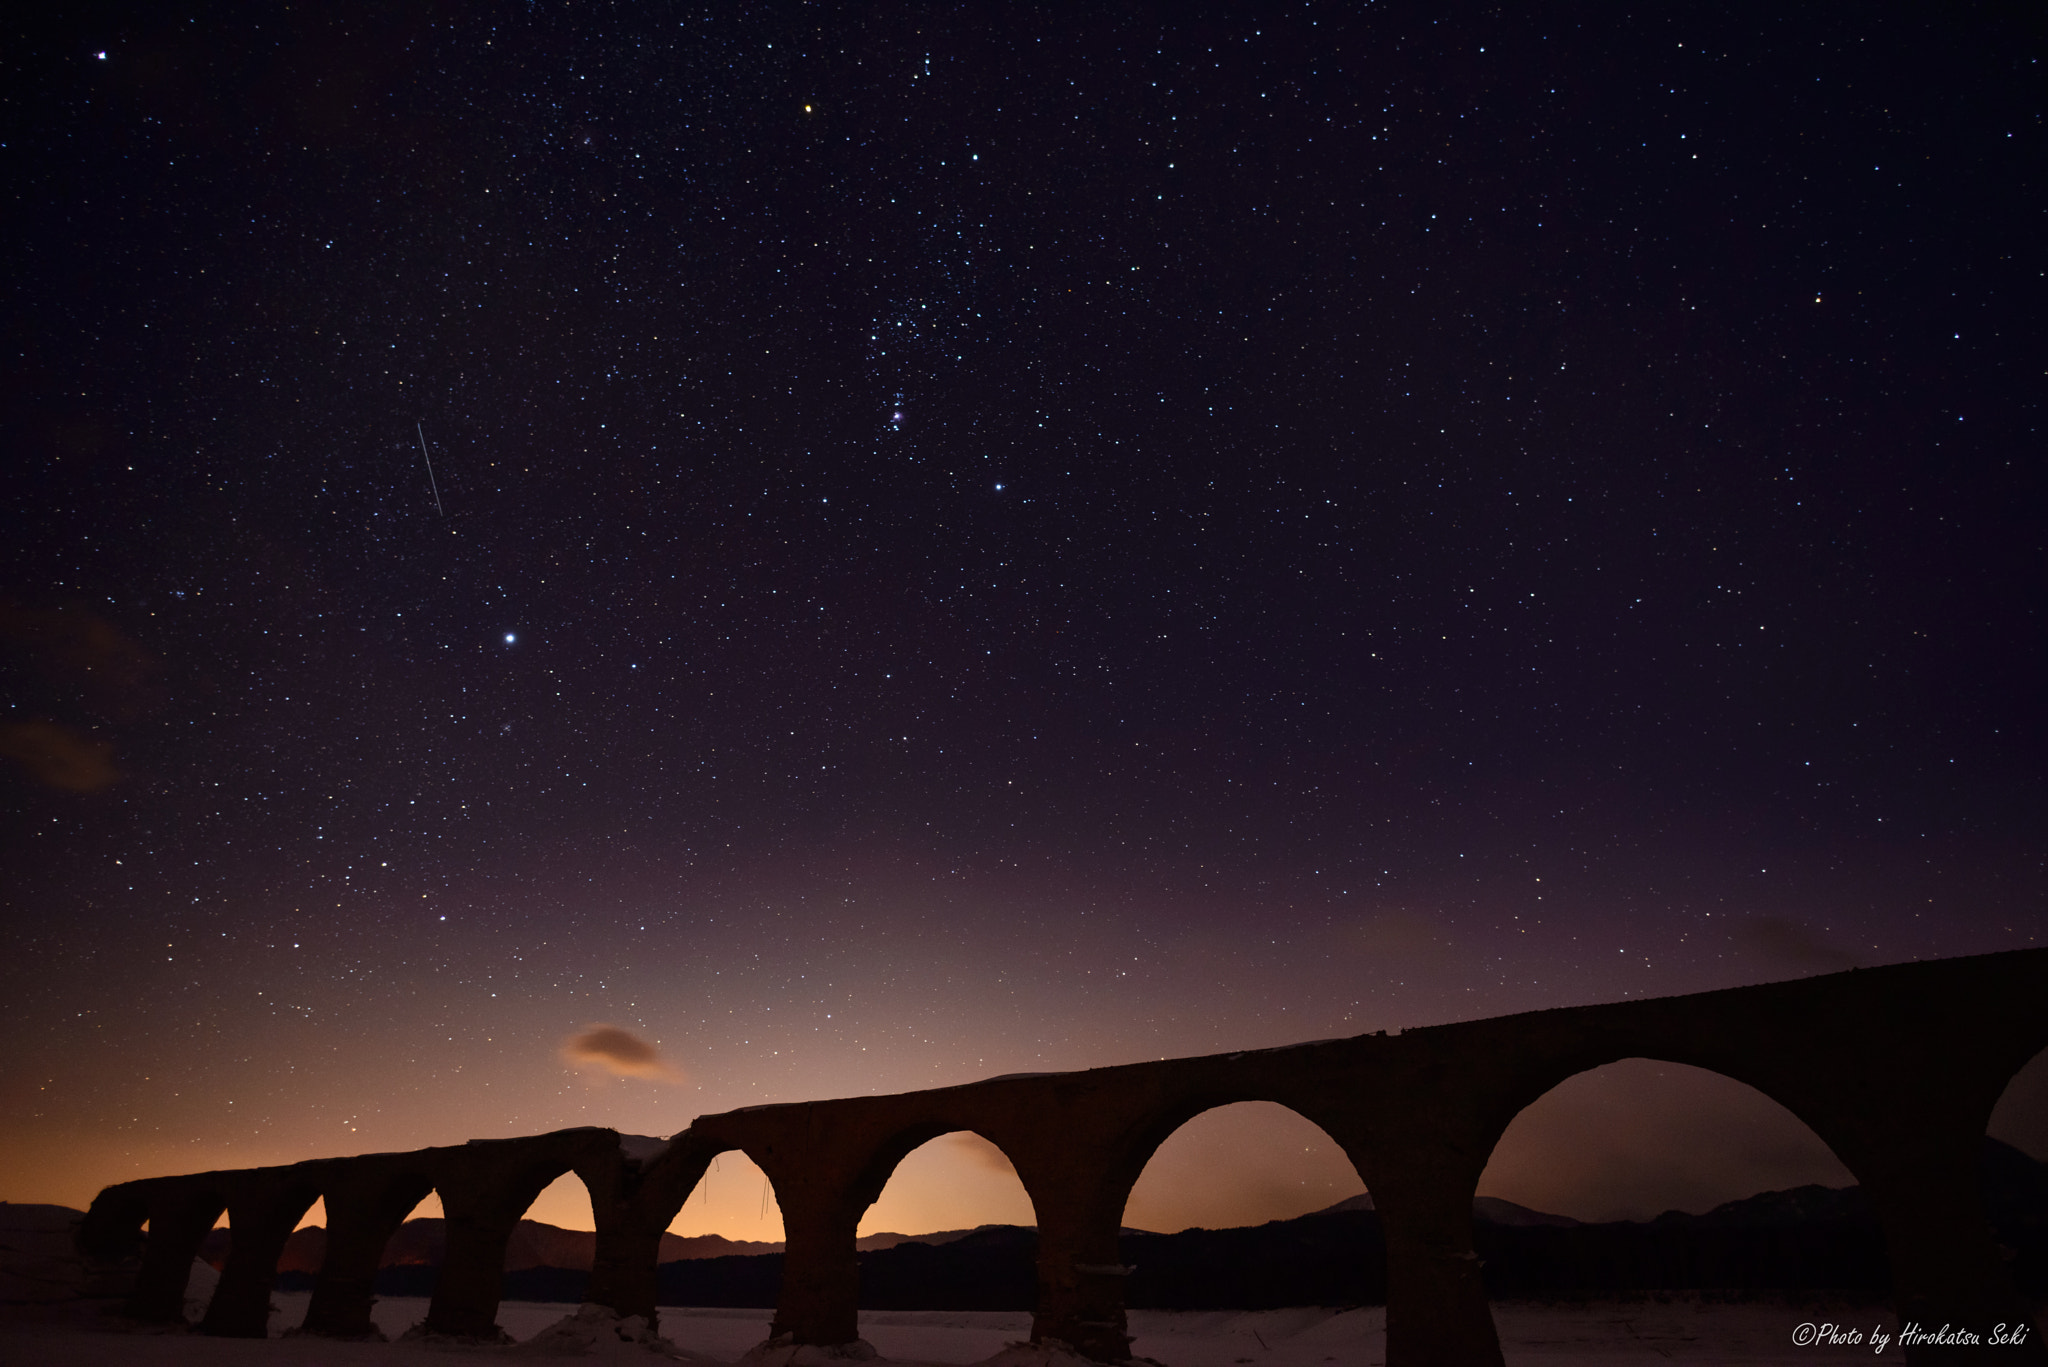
[202,1173,319,1337]
[1855,1126,2046,1365]
[423,1171,530,1339]
[770,1203,863,1348]
[586,1216,668,1324]
[125,1184,224,1324]
[586,1134,712,1328]
[1030,1208,1133,1363]
[1370,1144,1504,1367]
[301,1166,434,1338]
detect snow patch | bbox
[618,1134,673,1164]
[515,1302,709,1359]
[399,1318,516,1346]
[181,1257,217,1320]
[974,1339,1137,1367]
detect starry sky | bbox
[4,3,2044,1242]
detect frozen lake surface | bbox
[0,1294,1990,1366]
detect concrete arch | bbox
[73,1184,149,1287]
[703,1115,1050,1349]
[202,1164,326,1336]
[78,951,2048,1365]
[74,1128,642,1340]
[1050,1092,1377,1359]
[1336,961,2048,1367]
[79,1176,225,1325]
[420,1129,629,1338]
[585,1129,731,1326]
[301,1162,437,1338]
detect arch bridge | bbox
[80,949,2048,1365]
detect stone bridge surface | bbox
[78,949,2048,1365]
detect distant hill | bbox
[203,1219,784,1276]
[1310,1191,1580,1227]
[206,1217,995,1277]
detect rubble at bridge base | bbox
[738,1331,879,1364]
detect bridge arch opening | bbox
[668,1147,785,1244]
[632,1145,785,1319]
[504,1168,599,1303]
[526,1170,598,1234]
[1475,1057,1882,1301]
[1985,1042,2048,1292]
[1988,1043,2048,1162]
[208,1196,329,1291]
[1479,1058,1854,1223]
[857,1128,1037,1243]
[375,1186,445,1289]
[202,1184,323,1243]
[851,1128,1040,1313]
[1117,1100,1383,1361]
[1122,1100,1367,1234]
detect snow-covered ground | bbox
[0,1294,1929,1365]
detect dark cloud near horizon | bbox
[0,600,163,724]
[1737,916,1861,975]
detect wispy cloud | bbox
[0,719,120,792]
[945,1130,1020,1175]
[560,1024,682,1082]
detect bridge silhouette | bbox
[79,949,2048,1365]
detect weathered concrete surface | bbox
[77,949,2048,1365]
[298,1160,434,1338]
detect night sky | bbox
[4,4,2044,1242]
